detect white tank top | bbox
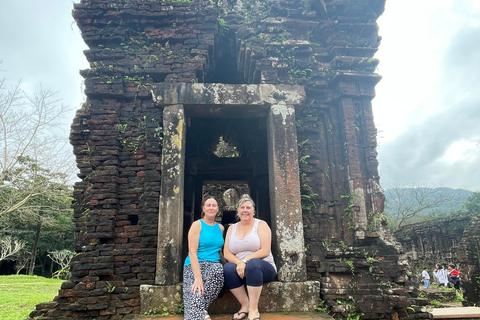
[228,219,276,271]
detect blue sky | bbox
[1,0,479,191]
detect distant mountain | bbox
[384,187,473,217]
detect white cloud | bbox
[373,0,480,191]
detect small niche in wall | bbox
[128,214,139,225]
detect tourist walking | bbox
[223,195,277,320]
[448,263,460,290]
[421,267,430,289]
[183,196,225,320]
[433,264,448,287]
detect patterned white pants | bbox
[183,261,224,320]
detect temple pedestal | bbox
[140,281,320,315]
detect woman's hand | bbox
[191,276,204,295]
[236,261,246,278]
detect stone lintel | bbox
[151,83,305,107]
[267,104,307,282]
[155,104,186,285]
[140,281,320,314]
[330,71,382,88]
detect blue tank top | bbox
[184,220,224,265]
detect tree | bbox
[0,183,74,275]
[0,64,76,217]
[14,251,31,275]
[384,184,468,231]
[0,236,25,262]
[48,249,74,279]
[463,192,480,213]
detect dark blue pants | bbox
[223,258,276,288]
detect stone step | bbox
[430,307,480,319]
[137,312,333,320]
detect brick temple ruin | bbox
[28,0,480,319]
[395,213,480,307]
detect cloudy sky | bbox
[1,0,479,191]
[373,0,480,191]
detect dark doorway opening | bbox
[182,112,271,261]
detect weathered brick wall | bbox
[29,0,428,319]
[394,214,472,272]
[395,212,480,306]
[458,212,480,306]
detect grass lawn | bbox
[0,274,64,320]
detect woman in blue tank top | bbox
[183,196,225,320]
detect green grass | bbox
[0,275,64,320]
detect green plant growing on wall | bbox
[116,116,149,152]
[347,220,354,230]
[342,192,356,231]
[340,258,355,275]
[298,138,309,147]
[300,181,318,213]
[299,155,310,164]
[322,240,331,249]
[288,67,312,84]
[117,123,128,134]
[342,192,356,217]
[363,249,378,264]
[143,303,184,317]
[328,124,334,135]
[123,75,151,88]
[335,299,364,320]
[218,18,229,38]
[316,298,329,313]
[301,194,317,212]
[105,281,116,293]
[324,166,330,181]
[154,125,164,141]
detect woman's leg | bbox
[201,262,224,310]
[244,259,276,287]
[183,265,206,320]
[246,285,262,319]
[244,259,277,319]
[224,262,249,319]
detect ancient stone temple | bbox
[29,0,435,319]
[395,212,480,307]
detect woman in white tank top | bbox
[223,195,277,320]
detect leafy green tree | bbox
[463,191,480,213]
[0,62,75,275]
[0,158,74,275]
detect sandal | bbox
[231,311,249,320]
[204,310,211,320]
[248,317,261,320]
